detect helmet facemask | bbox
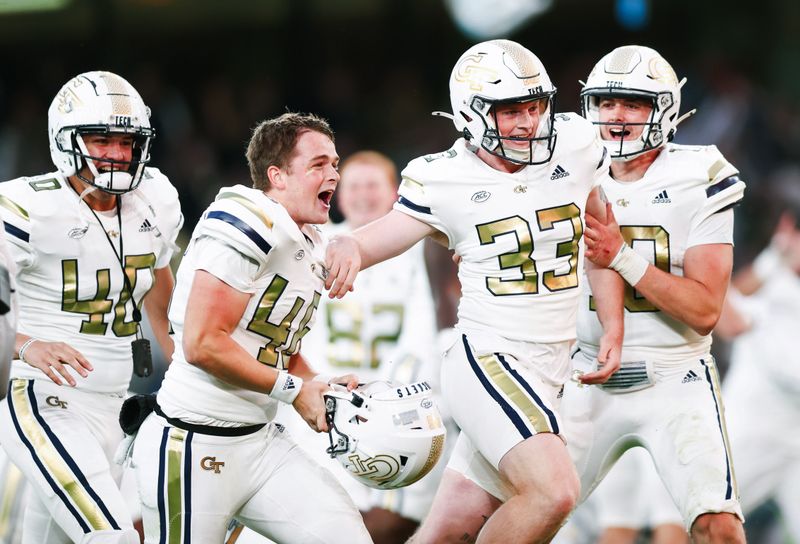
[581,89,671,161]
[324,381,446,490]
[471,93,558,166]
[62,126,155,194]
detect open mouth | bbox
[609,127,631,139]
[318,190,334,207]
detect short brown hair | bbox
[246,112,335,191]
[339,150,398,187]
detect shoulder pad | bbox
[197,185,278,265]
[693,147,745,222]
[0,175,64,248]
[136,167,183,234]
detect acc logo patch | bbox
[471,191,491,203]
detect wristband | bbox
[609,243,649,286]
[752,246,784,283]
[268,371,303,404]
[18,338,39,363]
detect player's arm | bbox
[585,202,731,335]
[182,270,334,431]
[143,266,175,363]
[325,209,436,298]
[581,186,623,384]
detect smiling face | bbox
[492,99,548,150]
[336,157,397,229]
[596,96,654,143]
[269,129,340,229]
[79,133,135,177]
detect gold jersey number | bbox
[476,203,583,295]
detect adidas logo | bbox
[283,376,296,391]
[682,370,702,383]
[139,219,154,232]
[652,190,671,204]
[550,165,570,180]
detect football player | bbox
[0,71,182,544]
[131,113,372,543]
[326,39,624,543]
[271,150,447,544]
[560,45,746,543]
[715,212,800,540]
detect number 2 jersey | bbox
[396,113,609,345]
[157,185,327,425]
[577,144,746,363]
[0,169,183,394]
[300,222,437,384]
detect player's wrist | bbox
[18,337,39,363]
[268,371,303,404]
[609,242,649,286]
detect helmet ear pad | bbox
[324,381,447,490]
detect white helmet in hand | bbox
[448,39,557,165]
[581,45,694,161]
[325,380,446,490]
[48,71,155,193]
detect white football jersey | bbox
[301,222,437,383]
[158,185,327,425]
[396,113,609,344]
[577,144,745,363]
[0,169,182,394]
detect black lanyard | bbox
[83,195,153,376]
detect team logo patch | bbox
[200,456,225,474]
[514,185,527,193]
[616,198,630,207]
[68,226,89,239]
[45,396,68,409]
[471,190,491,203]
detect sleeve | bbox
[140,168,185,269]
[0,189,35,270]
[691,148,745,231]
[686,208,734,248]
[190,235,261,293]
[394,159,453,245]
[194,196,277,270]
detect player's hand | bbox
[325,235,361,299]
[579,331,622,385]
[20,340,93,387]
[292,380,332,433]
[585,202,625,268]
[328,373,360,391]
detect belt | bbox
[154,403,266,437]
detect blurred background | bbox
[1,0,798,541]
[2,0,799,254]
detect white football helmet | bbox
[48,71,155,193]
[449,39,557,165]
[325,380,446,490]
[581,45,694,161]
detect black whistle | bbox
[132,338,153,377]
